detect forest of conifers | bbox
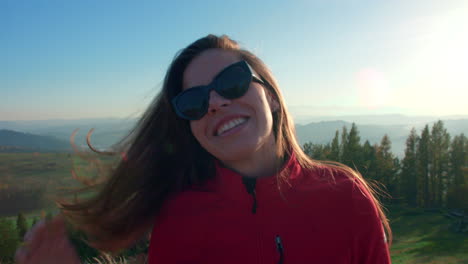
[303,120,468,209]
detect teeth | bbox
[217,118,247,136]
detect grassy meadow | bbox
[0,152,116,198]
[0,152,75,193]
[389,205,468,264]
[0,152,467,263]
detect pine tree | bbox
[303,142,314,158]
[303,143,330,160]
[329,130,340,162]
[417,125,431,207]
[361,140,378,180]
[447,133,468,208]
[342,123,362,169]
[450,134,467,187]
[322,143,331,160]
[340,126,348,163]
[376,134,396,200]
[430,120,450,206]
[16,212,28,239]
[0,218,20,262]
[400,128,419,206]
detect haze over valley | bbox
[1,114,467,157]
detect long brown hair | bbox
[59,34,391,251]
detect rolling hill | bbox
[0,129,71,152]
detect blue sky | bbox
[2,0,467,120]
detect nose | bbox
[207,90,231,115]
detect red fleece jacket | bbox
[148,156,391,263]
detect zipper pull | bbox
[275,235,284,264]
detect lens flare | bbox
[356,68,391,109]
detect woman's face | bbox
[182,49,278,163]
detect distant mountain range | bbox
[0,129,71,152]
[292,113,468,125]
[1,115,467,157]
[0,118,136,150]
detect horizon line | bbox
[1,113,468,122]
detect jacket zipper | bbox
[242,177,258,213]
[243,177,285,264]
[242,177,262,263]
[275,235,284,264]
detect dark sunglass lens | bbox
[176,90,208,120]
[217,66,251,99]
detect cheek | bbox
[251,86,274,117]
[190,121,205,144]
[252,85,272,107]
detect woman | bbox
[16,35,391,263]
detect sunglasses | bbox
[172,60,264,120]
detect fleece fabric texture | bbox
[148,155,391,264]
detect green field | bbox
[0,152,113,219]
[389,205,468,264]
[0,152,76,193]
[0,152,115,194]
[1,152,467,263]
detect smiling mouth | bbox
[215,117,248,136]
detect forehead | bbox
[183,49,241,90]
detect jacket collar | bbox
[213,152,302,198]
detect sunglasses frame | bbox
[172,60,264,120]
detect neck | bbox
[220,138,283,178]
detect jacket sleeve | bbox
[350,180,391,264]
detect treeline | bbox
[0,213,37,263]
[303,120,467,209]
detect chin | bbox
[212,140,261,162]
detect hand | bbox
[15,215,81,264]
